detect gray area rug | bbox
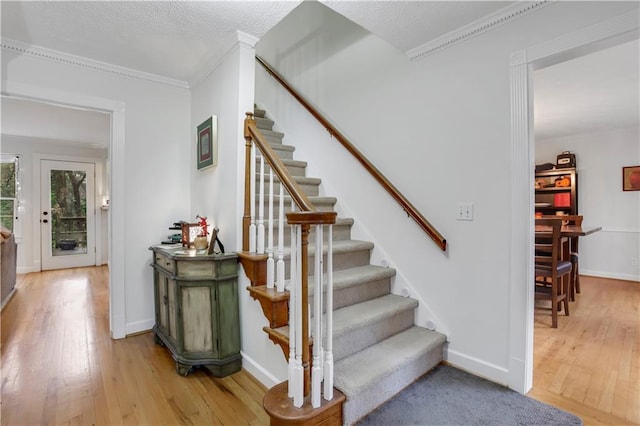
[357,364,582,426]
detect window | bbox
[0,155,20,232]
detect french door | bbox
[40,160,96,270]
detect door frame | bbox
[35,156,101,270]
[508,10,639,394]
[5,80,127,339]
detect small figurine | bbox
[196,215,208,236]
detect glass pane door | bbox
[41,160,95,270]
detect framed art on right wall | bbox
[622,166,640,191]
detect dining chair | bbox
[560,215,583,300]
[535,218,572,328]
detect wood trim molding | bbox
[1,38,189,89]
[407,1,550,61]
[508,8,640,394]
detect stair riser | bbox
[258,162,307,177]
[255,179,319,197]
[310,277,391,315]
[342,346,443,425]
[254,200,337,215]
[281,248,371,277]
[261,223,352,245]
[261,133,284,145]
[268,146,294,160]
[333,309,415,363]
[308,278,391,321]
[255,117,274,131]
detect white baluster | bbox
[249,143,256,252]
[324,224,334,400]
[293,223,304,407]
[288,222,297,398]
[257,155,265,254]
[312,225,323,407]
[266,168,274,288]
[276,184,285,292]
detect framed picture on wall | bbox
[623,166,640,191]
[197,116,217,170]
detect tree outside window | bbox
[0,156,19,232]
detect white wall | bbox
[190,33,288,385]
[536,127,640,281]
[2,49,191,335]
[0,135,108,273]
[256,1,639,387]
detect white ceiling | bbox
[0,1,638,146]
[534,38,640,141]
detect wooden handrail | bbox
[256,55,447,251]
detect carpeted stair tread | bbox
[254,116,274,130]
[306,264,394,294]
[331,294,417,336]
[255,174,321,186]
[283,239,373,258]
[261,194,337,206]
[259,128,285,140]
[335,326,445,394]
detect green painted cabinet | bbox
[150,246,241,377]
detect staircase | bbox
[245,107,447,425]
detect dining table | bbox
[534,223,602,238]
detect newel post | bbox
[243,112,255,251]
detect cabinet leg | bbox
[153,333,164,346]
[176,362,192,376]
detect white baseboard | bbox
[240,351,281,388]
[444,348,509,387]
[17,266,36,274]
[581,269,639,282]
[125,318,154,336]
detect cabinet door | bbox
[167,278,178,341]
[157,273,169,334]
[217,278,240,358]
[181,285,214,354]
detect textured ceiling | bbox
[0,1,302,83]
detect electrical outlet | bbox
[456,203,474,221]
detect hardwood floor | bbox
[0,267,269,425]
[2,268,637,425]
[529,275,640,425]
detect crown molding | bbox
[407,1,551,61]
[1,38,189,89]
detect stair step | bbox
[332,294,417,362]
[272,217,354,243]
[254,108,266,118]
[259,129,285,145]
[265,143,295,160]
[334,326,446,425]
[258,158,308,177]
[257,195,337,214]
[255,116,274,131]
[308,264,394,310]
[255,174,321,197]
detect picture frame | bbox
[622,166,640,191]
[197,116,217,170]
